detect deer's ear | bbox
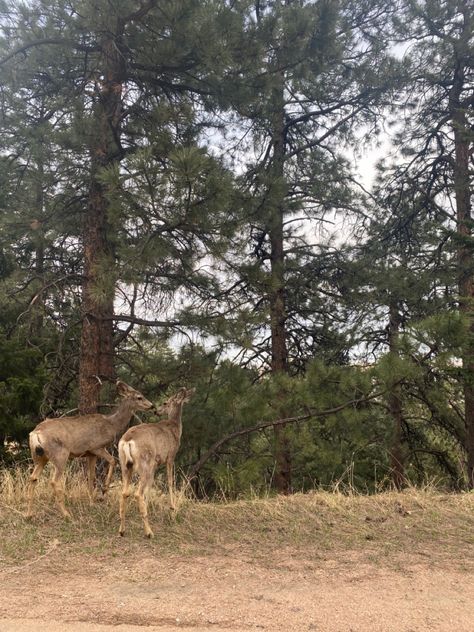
[184,387,196,401]
[173,387,186,399]
[116,380,130,396]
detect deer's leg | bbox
[135,470,154,538]
[121,459,133,498]
[49,452,71,519]
[119,488,128,537]
[90,448,116,493]
[119,459,133,537]
[166,459,176,510]
[25,456,47,519]
[86,455,98,503]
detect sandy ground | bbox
[1,546,473,632]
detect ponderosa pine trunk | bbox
[79,31,125,413]
[30,153,45,340]
[450,53,474,488]
[270,196,292,494]
[268,69,292,494]
[388,299,404,489]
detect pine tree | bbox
[1,0,241,413]
[209,0,399,492]
[389,0,474,486]
[349,169,465,487]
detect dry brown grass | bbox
[1,465,474,571]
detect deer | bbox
[26,380,154,519]
[118,386,194,538]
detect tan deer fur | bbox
[118,386,194,537]
[26,380,154,519]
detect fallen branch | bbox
[187,388,386,479]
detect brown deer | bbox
[118,386,194,537]
[26,380,154,519]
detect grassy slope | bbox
[1,468,474,570]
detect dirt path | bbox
[1,546,473,632]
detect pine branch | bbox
[111,314,181,328]
[0,39,99,67]
[187,387,388,479]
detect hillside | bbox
[1,476,474,631]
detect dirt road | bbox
[1,546,473,632]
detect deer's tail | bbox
[29,431,45,457]
[120,439,135,470]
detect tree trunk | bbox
[388,299,404,489]
[30,154,45,340]
[79,31,125,413]
[270,201,292,494]
[267,69,292,494]
[450,57,474,488]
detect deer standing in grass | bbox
[26,380,154,519]
[118,386,194,538]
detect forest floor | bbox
[1,474,474,631]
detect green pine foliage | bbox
[0,0,472,492]
[0,335,46,460]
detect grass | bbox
[1,465,474,571]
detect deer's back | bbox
[33,414,119,455]
[122,422,180,463]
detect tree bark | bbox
[450,53,474,487]
[30,153,45,340]
[388,299,404,489]
[79,30,125,413]
[267,68,292,494]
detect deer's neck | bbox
[168,403,184,439]
[108,399,135,433]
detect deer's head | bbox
[175,387,195,403]
[116,380,154,411]
[154,387,195,417]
